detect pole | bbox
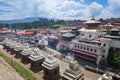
[97,63,99,80]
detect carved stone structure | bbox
[21,46,33,63]
[98,71,113,80]
[8,41,17,54]
[29,48,45,71]
[14,43,23,58]
[42,55,60,80]
[3,38,9,49]
[5,39,12,52]
[61,60,84,80]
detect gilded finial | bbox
[91,14,95,20]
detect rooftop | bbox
[78,28,97,32]
[84,17,101,24]
[62,32,75,37]
[105,35,120,39]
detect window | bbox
[81,34,84,36]
[103,50,105,53]
[89,35,91,38]
[91,49,93,51]
[54,70,57,74]
[102,55,105,58]
[103,44,106,46]
[87,48,89,50]
[81,46,82,49]
[94,49,97,52]
[75,45,76,48]
[84,47,86,50]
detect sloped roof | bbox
[62,32,75,37]
[84,18,101,24]
[78,28,97,32]
[110,28,119,31]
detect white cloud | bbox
[0,0,120,20]
[97,0,120,19]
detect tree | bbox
[107,48,114,66]
[114,51,120,70]
[99,18,104,22]
[113,51,120,76]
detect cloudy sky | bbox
[0,0,120,20]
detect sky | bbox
[0,0,120,20]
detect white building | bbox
[104,28,120,49]
[78,28,106,40]
[72,38,110,63]
[78,17,107,40]
[71,17,109,63]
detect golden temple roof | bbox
[84,16,101,24]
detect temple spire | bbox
[91,14,95,20]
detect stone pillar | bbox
[61,60,84,80]
[42,55,60,80]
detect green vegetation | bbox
[113,51,120,70]
[107,48,120,71]
[0,52,36,80]
[107,48,114,66]
[0,18,65,29]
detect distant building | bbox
[72,38,110,63]
[78,16,106,40]
[104,28,120,50]
[48,34,59,49]
[56,32,75,53]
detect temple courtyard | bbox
[0,45,101,80]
